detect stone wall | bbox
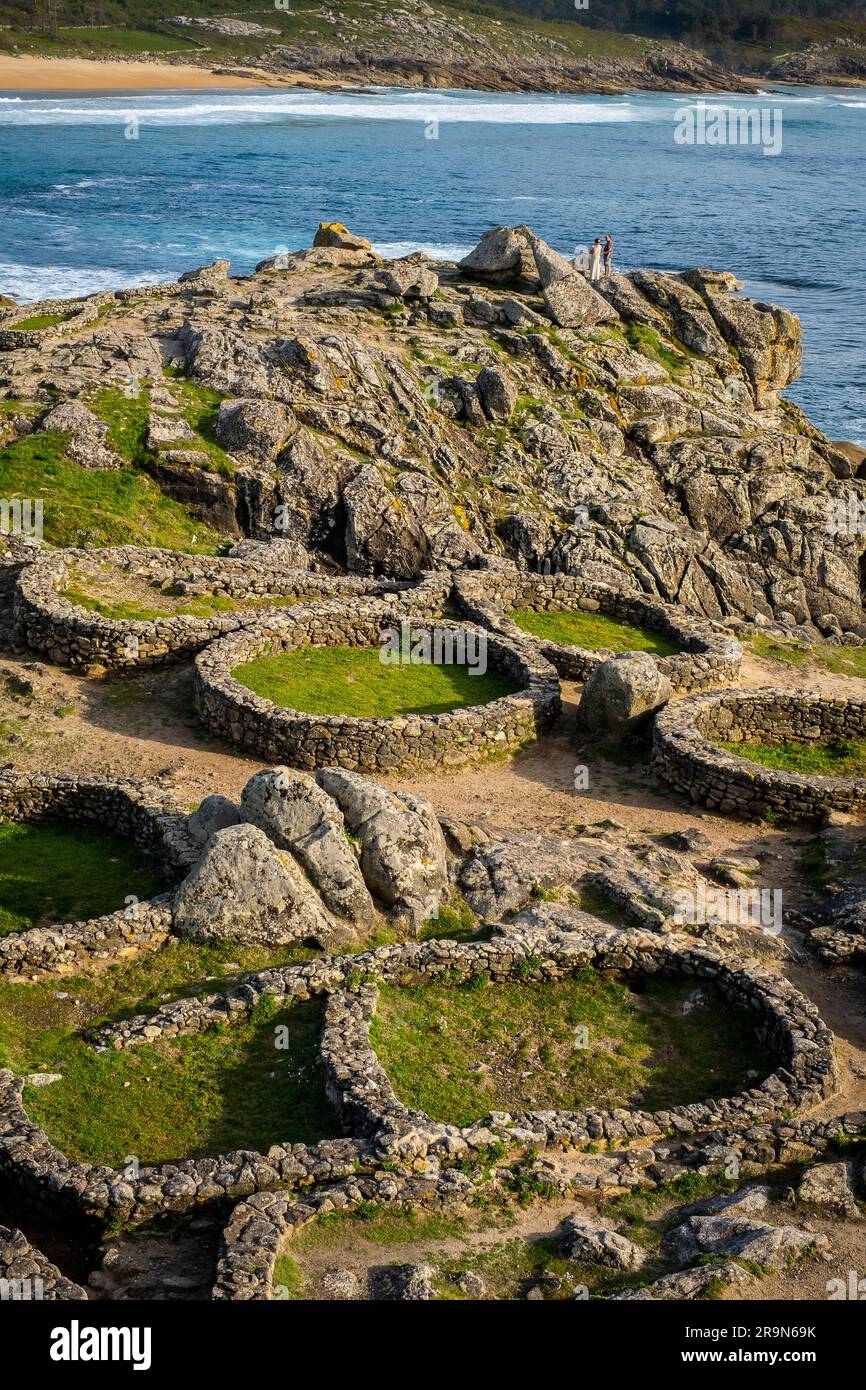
[317,928,836,1156]
[212,1108,864,1301]
[0,294,111,351]
[0,770,195,979]
[0,916,840,1232]
[653,688,866,818]
[453,569,742,693]
[0,1067,367,1227]
[0,1225,88,1300]
[14,545,438,670]
[89,920,836,1149]
[193,604,560,773]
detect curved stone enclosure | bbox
[0,293,109,351]
[193,604,560,773]
[319,925,836,1155]
[13,546,432,670]
[213,1106,864,1301]
[0,770,196,979]
[453,569,741,693]
[653,689,866,819]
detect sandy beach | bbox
[0,54,300,91]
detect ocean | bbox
[0,83,863,443]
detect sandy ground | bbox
[0,55,299,91]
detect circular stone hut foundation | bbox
[0,770,197,979]
[13,547,447,671]
[193,604,561,773]
[653,688,866,818]
[453,569,741,692]
[318,926,836,1156]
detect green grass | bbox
[0,944,333,1166]
[623,321,691,375]
[749,632,866,681]
[0,430,222,551]
[575,882,622,923]
[419,898,479,941]
[25,996,339,1166]
[509,607,679,656]
[90,384,234,478]
[293,1203,468,1252]
[719,737,866,778]
[63,576,313,623]
[0,821,168,936]
[369,968,775,1127]
[232,645,518,717]
[7,311,75,332]
[90,387,150,465]
[166,377,235,477]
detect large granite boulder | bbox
[542,275,618,330]
[240,768,376,927]
[476,365,517,422]
[316,768,448,929]
[662,1214,829,1266]
[458,226,535,283]
[796,1162,860,1218]
[374,256,438,301]
[577,651,672,737]
[41,400,120,470]
[607,1262,753,1301]
[186,794,242,849]
[526,232,617,330]
[173,823,349,949]
[178,258,231,288]
[527,232,578,289]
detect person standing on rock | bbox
[603,233,614,278]
[588,238,603,283]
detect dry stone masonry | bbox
[653,689,866,818]
[193,601,560,773]
[453,569,742,692]
[0,770,195,980]
[14,545,428,671]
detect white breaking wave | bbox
[373,240,471,261]
[0,88,644,128]
[0,260,168,304]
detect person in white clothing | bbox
[588,238,603,282]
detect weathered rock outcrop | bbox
[2,224,857,632]
[240,768,375,927]
[172,823,351,949]
[316,768,448,929]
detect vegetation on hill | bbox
[0,0,861,77]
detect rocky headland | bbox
[1,221,863,641]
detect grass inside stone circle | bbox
[63,578,317,624]
[231,645,518,718]
[0,821,170,936]
[7,311,75,332]
[0,943,335,1165]
[719,737,866,777]
[508,608,679,656]
[369,969,775,1128]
